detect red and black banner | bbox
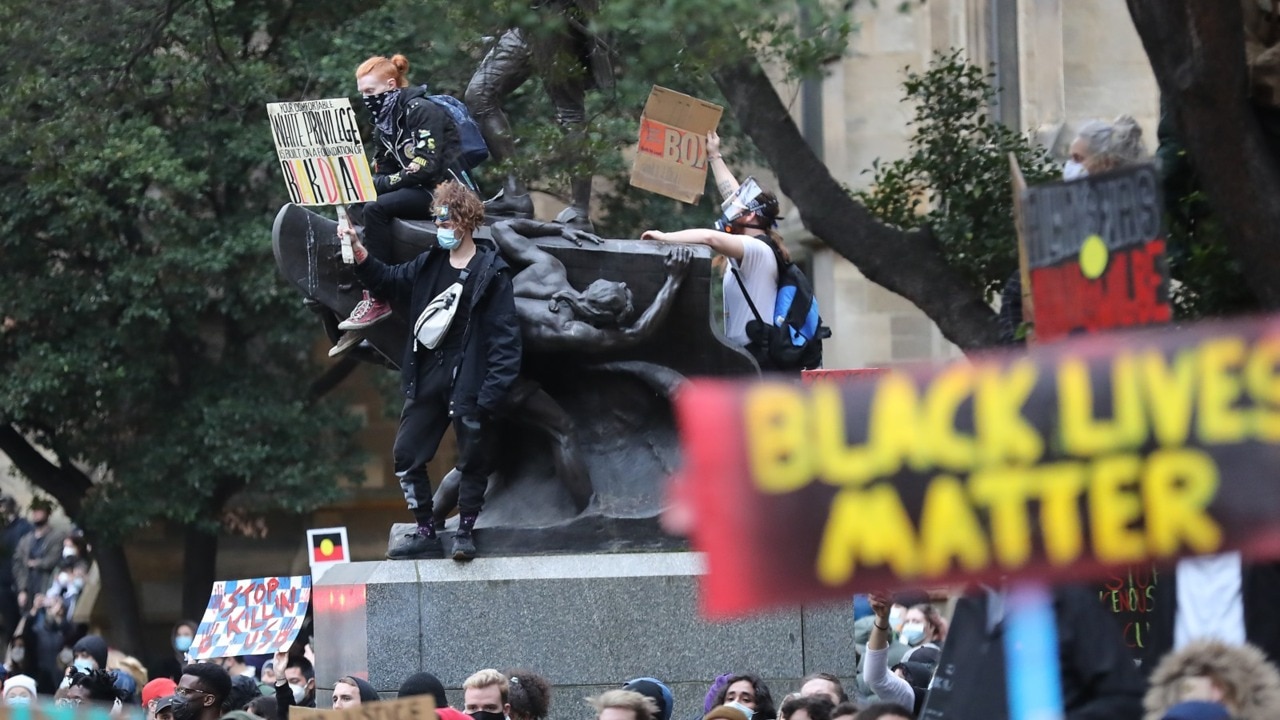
[675,316,1280,618]
[1023,164,1171,341]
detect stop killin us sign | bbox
[189,576,312,659]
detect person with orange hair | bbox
[332,54,465,355]
[341,181,521,561]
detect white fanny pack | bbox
[413,268,470,350]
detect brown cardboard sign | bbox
[629,86,724,203]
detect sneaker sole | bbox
[328,333,363,358]
[338,313,393,331]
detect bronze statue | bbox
[464,0,613,229]
[491,219,693,352]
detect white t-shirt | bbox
[722,235,779,346]
[1175,551,1246,648]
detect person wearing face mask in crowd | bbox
[998,115,1150,346]
[343,180,521,562]
[171,662,231,720]
[148,620,197,683]
[4,673,38,706]
[24,592,71,693]
[269,651,315,714]
[329,53,466,358]
[0,497,33,648]
[463,669,511,720]
[712,673,778,720]
[898,604,946,656]
[12,499,67,615]
[6,636,28,675]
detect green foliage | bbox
[1165,191,1259,319]
[855,50,1059,299]
[0,0,366,539]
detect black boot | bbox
[386,523,443,560]
[555,176,594,232]
[452,512,479,561]
[484,176,534,218]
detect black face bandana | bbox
[361,91,389,118]
[468,711,504,720]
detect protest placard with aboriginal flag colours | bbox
[1021,164,1171,341]
[306,527,350,581]
[674,315,1280,618]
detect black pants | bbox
[393,359,498,524]
[362,186,435,264]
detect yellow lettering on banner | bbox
[1089,455,1147,564]
[1060,355,1147,456]
[975,360,1043,465]
[812,383,876,487]
[869,373,922,477]
[969,467,1033,568]
[1143,449,1222,557]
[921,363,977,470]
[1141,349,1197,447]
[1197,337,1248,443]
[1245,336,1280,441]
[1038,463,1088,565]
[918,475,989,575]
[816,486,920,585]
[745,385,809,494]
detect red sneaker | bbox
[338,291,392,330]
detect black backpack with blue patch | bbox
[731,238,831,372]
[427,94,489,171]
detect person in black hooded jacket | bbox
[332,676,380,709]
[345,180,521,562]
[333,53,465,356]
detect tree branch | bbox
[712,55,1002,350]
[1126,0,1280,308]
[0,425,92,518]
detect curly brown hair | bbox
[433,180,485,234]
[505,670,552,720]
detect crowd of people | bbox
[0,583,1272,720]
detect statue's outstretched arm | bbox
[545,246,693,353]
[492,218,603,268]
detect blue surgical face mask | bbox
[437,227,460,250]
[174,635,193,653]
[73,657,96,672]
[1063,160,1088,181]
[901,621,926,646]
[888,607,905,629]
[6,696,30,706]
[725,702,755,720]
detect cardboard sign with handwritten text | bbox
[190,576,312,659]
[629,86,723,204]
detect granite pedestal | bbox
[313,553,858,715]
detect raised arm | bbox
[707,131,741,201]
[344,226,425,308]
[864,593,917,709]
[640,228,745,260]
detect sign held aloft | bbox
[675,316,1280,618]
[630,86,723,204]
[189,576,312,659]
[1021,164,1171,341]
[268,99,377,206]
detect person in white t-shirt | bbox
[641,178,787,347]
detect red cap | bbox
[437,709,471,720]
[142,678,178,706]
